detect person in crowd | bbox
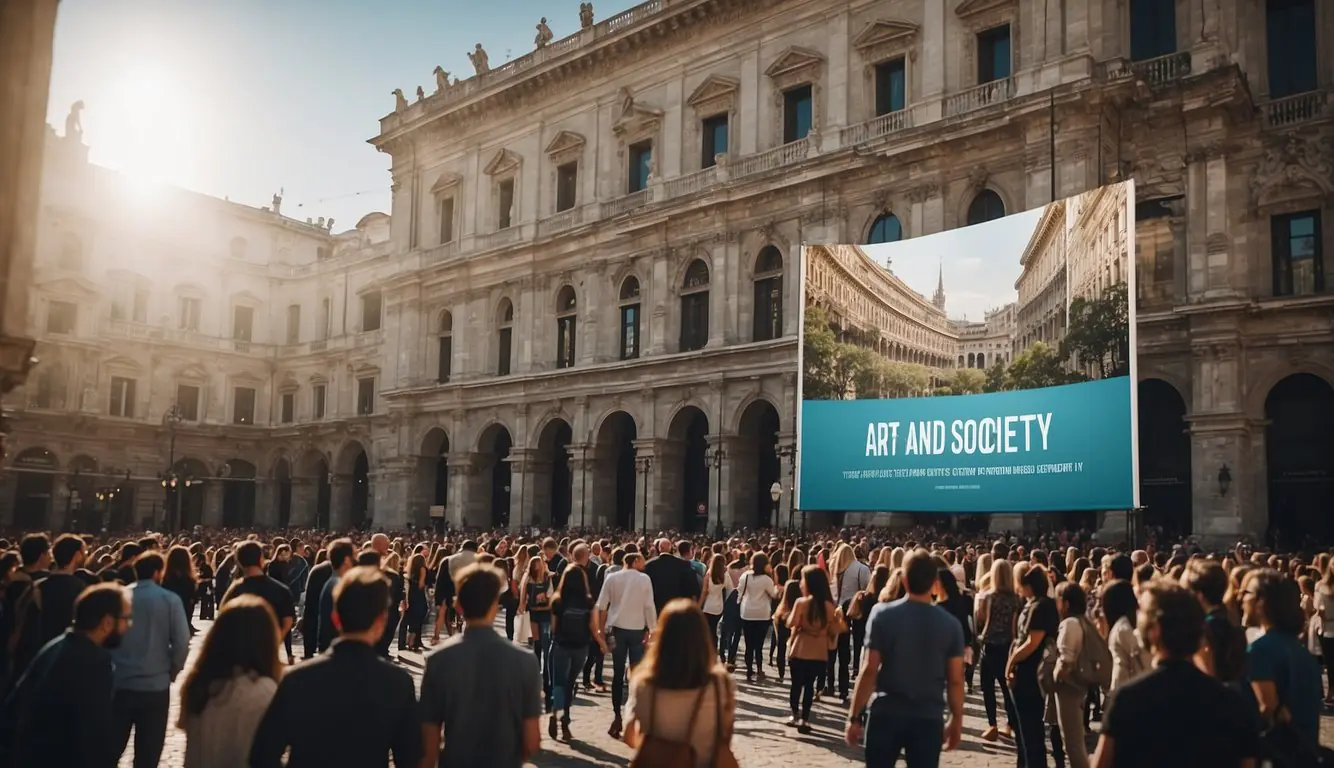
[645,539,702,616]
[0,583,129,768]
[846,548,964,767]
[378,551,405,658]
[403,552,429,652]
[720,550,746,671]
[300,544,334,659]
[195,549,215,622]
[1006,564,1058,768]
[829,542,869,703]
[772,578,802,685]
[934,569,974,694]
[1316,560,1334,703]
[1100,579,1148,692]
[519,554,554,709]
[1050,581,1091,768]
[221,541,296,660]
[548,558,607,741]
[250,566,419,768]
[699,553,732,651]
[737,552,779,683]
[2,534,53,687]
[178,595,281,768]
[1091,580,1259,767]
[110,552,190,768]
[162,545,198,634]
[1240,567,1323,751]
[19,534,90,657]
[316,538,357,653]
[786,565,842,733]
[975,558,1021,742]
[595,551,657,739]
[623,599,736,767]
[419,563,542,767]
[848,564,890,681]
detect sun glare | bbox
[98,64,198,191]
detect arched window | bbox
[555,286,577,369]
[966,189,1006,226]
[437,310,453,383]
[866,213,902,244]
[680,259,710,352]
[496,299,514,376]
[753,246,783,342]
[619,276,641,360]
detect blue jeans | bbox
[550,644,589,721]
[610,628,646,717]
[531,615,552,705]
[864,709,943,768]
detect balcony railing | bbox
[840,108,914,146]
[421,241,459,266]
[1100,51,1191,87]
[1263,90,1329,129]
[944,78,1013,117]
[475,226,523,251]
[659,166,718,199]
[731,137,810,178]
[537,206,583,237]
[603,188,651,218]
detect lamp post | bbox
[636,455,652,537]
[710,446,725,538]
[579,444,588,529]
[64,469,79,532]
[769,481,782,530]
[161,404,183,531]
[777,444,797,532]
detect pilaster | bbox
[372,461,414,529]
[508,448,537,529]
[290,477,318,527]
[203,481,224,527]
[568,442,594,528]
[446,451,482,528]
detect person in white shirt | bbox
[594,552,656,739]
[736,552,779,682]
[699,554,734,651]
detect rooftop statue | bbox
[433,66,453,94]
[579,3,594,29]
[535,17,554,48]
[469,44,490,75]
[65,100,84,142]
[392,89,408,113]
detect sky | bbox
[46,0,641,231]
[861,206,1045,323]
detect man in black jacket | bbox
[300,544,334,660]
[643,539,701,615]
[251,566,420,768]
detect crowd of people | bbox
[0,523,1327,767]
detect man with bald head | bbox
[370,534,390,558]
[643,538,700,615]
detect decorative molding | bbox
[1249,135,1334,210]
[853,19,919,51]
[764,46,826,81]
[612,87,664,137]
[483,148,522,176]
[687,74,740,109]
[955,0,1015,18]
[766,46,826,148]
[908,183,940,203]
[544,130,586,158]
[429,173,462,195]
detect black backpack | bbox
[556,606,592,647]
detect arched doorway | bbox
[275,459,292,528]
[351,452,369,529]
[11,447,58,530]
[332,442,370,530]
[667,406,710,533]
[593,412,638,530]
[295,450,332,529]
[1138,379,1192,536]
[478,424,513,528]
[222,460,258,528]
[172,458,209,530]
[737,400,782,529]
[537,419,573,528]
[419,428,450,529]
[67,455,99,532]
[1266,373,1334,548]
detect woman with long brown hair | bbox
[624,599,735,766]
[179,595,282,768]
[786,565,842,733]
[163,545,199,633]
[404,552,429,651]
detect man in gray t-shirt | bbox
[420,563,541,768]
[845,549,964,767]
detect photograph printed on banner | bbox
[802,183,1131,403]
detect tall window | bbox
[438,196,455,243]
[1272,210,1324,297]
[177,297,201,332]
[619,276,641,360]
[176,384,200,421]
[286,304,301,344]
[280,392,295,424]
[783,85,813,143]
[679,259,711,352]
[361,291,382,332]
[109,376,136,417]
[977,25,1012,83]
[233,387,256,424]
[357,377,375,415]
[867,213,903,244]
[556,163,578,212]
[232,305,254,341]
[1129,0,1177,61]
[874,58,906,116]
[497,299,514,376]
[967,189,1006,225]
[1266,0,1317,98]
[437,311,453,383]
[701,114,729,168]
[752,247,784,342]
[312,383,326,420]
[556,286,577,369]
[319,298,332,339]
[46,301,77,334]
[628,141,652,193]
[497,179,515,229]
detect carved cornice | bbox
[429,173,462,194]
[483,148,522,176]
[955,0,1015,19]
[1249,135,1334,210]
[686,74,740,109]
[908,183,940,203]
[764,46,825,84]
[612,87,664,137]
[852,19,920,63]
[544,130,587,157]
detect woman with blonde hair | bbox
[624,600,736,767]
[975,558,1020,742]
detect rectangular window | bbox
[1129,0,1177,61]
[628,142,652,193]
[319,298,331,339]
[176,384,200,422]
[286,304,301,344]
[280,392,295,424]
[680,293,709,352]
[977,25,1012,83]
[556,316,576,369]
[497,179,515,230]
[179,297,201,332]
[874,58,907,116]
[497,328,513,376]
[132,289,149,324]
[438,196,455,244]
[701,114,729,168]
[233,387,256,425]
[1266,0,1317,98]
[361,292,382,332]
[783,85,813,144]
[46,301,77,334]
[232,305,254,341]
[620,304,640,360]
[437,335,452,383]
[555,163,578,212]
[753,276,783,342]
[313,384,326,420]
[1271,210,1324,297]
[357,377,375,415]
[109,376,136,418]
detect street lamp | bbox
[579,444,588,530]
[710,446,725,538]
[777,444,797,532]
[769,481,782,530]
[161,404,184,531]
[636,455,652,537]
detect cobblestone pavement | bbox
[131,617,1334,767]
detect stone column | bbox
[372,462,414,530]
[568,443,593,529]
[508,448,536,530]
[632,438,662,533]
[254,479,275,528]
[445,452,480,529]
[203,481,224,527]
[710,434,744,531]
[329,474,352,529]
[290,478,318,528]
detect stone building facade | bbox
[6,0,1333,543]
[1015,200,1068,352]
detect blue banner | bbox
[798,377,1135,513]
